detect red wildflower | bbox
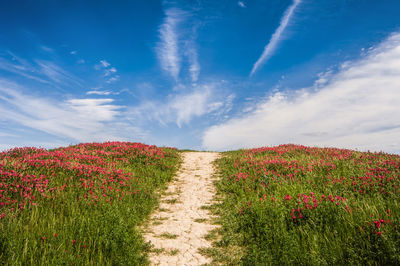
[374,220,381,228]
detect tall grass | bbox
[213,144,400,265]
[0,142,180,265]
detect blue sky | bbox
[1,0,400,153]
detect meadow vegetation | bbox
[0,142,180,265]
[211,144,400,265]
[2,142,400,265]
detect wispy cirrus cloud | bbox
[106,76,119,84]
[157,7,201,83]
[172,87,220,127]
[0,52,82,87]
[66,98,120,121]
[238,1,246,8]
[0,56,50,84]
[94,59,119,83]
[105,67,117,76]
[128,83,233,128]
[204,32,400,154]
[40,45,54,53]
[187,44,200,83]
[86,90,113,96]
[250,0,301,76]
[36,60,82,86]
[100,60,110,68]
[1,49,121,107]
[0,79,145,144]
[157,8,185,81]
[0,48,145,149]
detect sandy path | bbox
[143,152,220,265]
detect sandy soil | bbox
[143,152,220,265]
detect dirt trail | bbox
[143,152,220,265]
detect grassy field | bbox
[0,142,180,265]
[2,142,400,264]
[209,144,400,265]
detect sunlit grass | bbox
[211,144,400,265]
[0,142,180,265]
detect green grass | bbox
[166,248,179,256]
[149,247,165,254]
[3,142,399,264]
[157,207,171,212]
[163,198,179,204]
[158,232,178,239]
[210,144,400,265]
[0,142,180,265]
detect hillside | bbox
[0,142,180,264]
[207,144,400,265]
[1,142,399,265]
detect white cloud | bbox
[104,67,117,77]
[94,60,118,82]
[86,90,112,95]
[0,55,81,87]
[35,60,82,86]
[250,0,301,76]
[238,1,246,8]
[100,60,111,68]
[0,52,80,86]
[95,60,111,70]
[66,98,120,121]
[157,8,186,81]
[41,46,54,53]
[188,46,200,83]
[0,80,145,143]
[70,50,77,55]
[106,75,119,83]
[171,88,214,127]
[0,57,50,84]
[128,83,231,127]
[156,7,201,83]
[203,32,400,154]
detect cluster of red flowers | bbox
[288,192,347,220]
[0,142,170,218]
[228,144,400,231]
[365,209,396,236]
[228,172,249,181]
[229,144,400,196]
[257,191,348,220]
